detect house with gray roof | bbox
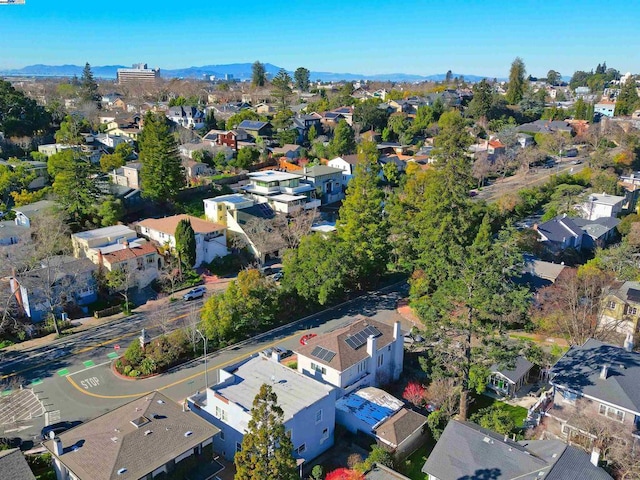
[535,214,584,252]
[517,119,575,135]
[301,165,345,205]
[44,391,221,480]
[0,448,36,480]
[365,463,411,480]
[236,120,272,138]
[166,105,205,130]
[548,338,640,447]
[187,353,336,464]
[422,420,612,480]
[12,200,59,228]
[487,356,534,397]
[572,216,620,249]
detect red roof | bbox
[102,242,158,264]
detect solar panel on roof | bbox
[628,288,640,303]
[345,337,360,350]
[311,346,336,362]
[345,325,383,350]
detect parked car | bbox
[275,347,293,359]
[570,159,582,165]
[183,286,206,301]
[41,421,82,440]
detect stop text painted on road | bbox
[80,377,100,389]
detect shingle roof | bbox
[537,215,583,243]
[12,200,58,216]
[422,420,612,479]
[138,214,225,236]
[490,356,534,383]
[0,449,36,480]
[374,408,427,448]
[237,120,270,130]
[303,165,343,177]
[43,392,219,480]
[365,463,411,480]
[295,316,396,371]
[550,338,640,414]
[101,241,157,264]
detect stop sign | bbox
[114,344,120,351]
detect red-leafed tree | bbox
[402,381,426,407]
[326,469,365,480]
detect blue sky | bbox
[1,0,638,77]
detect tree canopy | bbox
[252,61,266,87]
[0,79,51,137]
[294,67,310,91]
[505,57,527,105]
[175,218,196,267]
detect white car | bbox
[183,286,206,301]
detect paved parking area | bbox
[0,388,45,426]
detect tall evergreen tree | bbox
[336,140,389,288]
[234,384,298,480]
[271,69,293,111]
[252,61,266,87]
[294,67,310,91]
[505,57,527,105]
[79,62,101,109]
[175,218,196,268]
[139,112,185,202]
[329,120,356,157]
[467,79,493,120]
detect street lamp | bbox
[195,329,208,390]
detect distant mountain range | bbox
[0,63,495,83]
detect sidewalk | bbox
[1,276,234,354]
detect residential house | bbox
[10,255,98,322]
[187,354,336,464]
[328,154,359,187]
[487,356,534,398]
[241,170,321,213]
[0,449,36,480]
[516,120,575,135]
[332,106,354,125]
[236,120,272,138]
[422,420,612,480]
[519,255,566,290]
[105,114,142,140]
[292,113,322,141]
[581,193,625,220]
[301,165,345,204]
[44,391,221,480]
[573,216,620,249]
[108,161,142,190]
[270,144,303,160]
[547,339,640,448]
[203,194,284,262]
[364,463,411,480]
[600,281,640,335]
[72,225,160,288]
[166,106,205,130]
[137,214,228,267]
[13,200,59,227]
[295,316,404,398]
[535,215,584,252]
[92,133,133,150]
[0,221,27,246]
[318,111,346,127]
[203,128,249,151]
[517,133,535,148]
[595,100,616,118]
[182,159,212,180]
[335,387,427,460]
[253,102,276,114]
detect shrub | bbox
[140,357,157,376]
[470,405,515,434]
[402,381,426,407]
[123,365,132,375]
[124,340,144,366]
[128,370,140,378]
[427,410,447,441]
[311,465,324,480]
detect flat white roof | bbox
[72,224,136,240]
[96,238,148,254]
[213,356,334,422]
[247,170,302,182]
[588,193,626,206]
[204,194,252,205]
[270,194,307,203]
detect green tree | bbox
[114,142,133,160]
[574,98,588,120]
[234,384,298,480]
[0,80,51,137]
[282,233,349,305]
[79,62,101,109]
[470,406,515,435]
[271,69,293,111]
[546,70,561,86]
[55,115,90,144]
[294,67,310,92]
[615,77,640,116]
[99,152,125,173]
[96,198,124,227]
[467,79,493,119]
[336,141,389,289]
[505,57,527,105]
[307,124,318,143]
[139,112,185,202]
[329,120,356,157]
[252,61,266,87]
[382,161,399,185]
[234,147,260,169]
[175,218,197,268]
[353,99,388,131]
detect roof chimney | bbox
[366,333,378,359]
[624,333,634,352]
[51,434,63,456]
[600,364,609,380]
[591,447,601,467]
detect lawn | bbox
[469,393,528,430]
[401,441,435,480]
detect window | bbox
[388,345,391,351]
[220,430,225,441]
[357,360,367,373]
[599,404,625,422]
[321,428,329,442]
[236,442,242,453]
[215,406,227,421]
[311,362,326,375]
[146,255,154,264]
[297,443,306,454]
[315,409,323,424]
[625,305,638,316]
[377,354,384,367]
[607,301,616,309]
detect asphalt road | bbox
[1,281,409,444]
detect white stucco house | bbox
[295,316,404,398]
[580,192,626,220]
[187,354,336,464]
[137,214,228,267]
[327,155,359,187]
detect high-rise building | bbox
[116,63,160,84]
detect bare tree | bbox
[426,378,461,419]
[105,266,139,312]
[182,305,202,354]
[275,208,319,250]
[159,255,183,295]
[147,304,175,335]
[532,268,621,346]
[472,151,494,188]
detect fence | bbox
[94,305,122,318]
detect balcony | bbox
[304,199,321,209]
